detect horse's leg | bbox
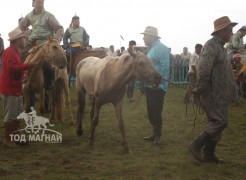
[57,94,65,123]
[39,88,45,115]
[90,97,95,122]
[64,78,75,125]
[88,101,101,146]
[113,100,130,154]
[23,87,31,113]
[55,80,65,123]
[87,94,93,106]
[48,90,56,123]
[76,89,86,136]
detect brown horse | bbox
[47,67,75,124]
[68,48,106,76]
[76,50,162,153]
[23,38,75,124]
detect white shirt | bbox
[188,52,199,73]
[107,50,117,57]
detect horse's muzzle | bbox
[152,74,162,87]
[56,56,68,69]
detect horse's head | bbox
[42,39,67,69]
[129,50,162,87]
[17,111,27,120]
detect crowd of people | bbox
[0,0,245,164]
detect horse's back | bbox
[76,55,133,97]
[76,57,109,95]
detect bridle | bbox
[134,56,159,88]
[41,42,66,63]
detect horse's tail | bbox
[54,78,65,121]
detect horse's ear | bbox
[143,47,150,55]
[128,48,137,58]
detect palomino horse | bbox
[23,38,75,124]
[76,50,162,153]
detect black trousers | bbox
[145,88,166,136]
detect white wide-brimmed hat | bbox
[211,16,237,35]
[141,26,161,39]
[8,27,27,41]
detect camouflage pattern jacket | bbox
[196,36,238,107]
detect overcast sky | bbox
[0,0,245,54]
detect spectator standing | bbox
[87,45,93,50]
[184,44,203,103]
[120,46,125,55]
[168,48,175,80]
[180,47,191,62]
[122,40,137,102]
[141,26,170,145]
[180,47,191,82]
[107,45,117,57]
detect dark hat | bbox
[18,17,23,23]
[239,26,246,31]
[72,15,79,21]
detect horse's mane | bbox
[101,54,134,71]
[28,44,42,54]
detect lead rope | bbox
[132,78,188,110]
[184,90,204,132]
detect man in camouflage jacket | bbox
[189,16,238,164]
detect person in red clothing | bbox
[0,27,36,147]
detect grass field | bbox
[0,86,245,179]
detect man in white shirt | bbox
[107,45,117,57]
[180,47,191,61]
[184,44,203,103]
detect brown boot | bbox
[203,140,224,164]
[3,121,19,148]
[143,135,155,142]
[189,131,210,162]
[153,127,163,145]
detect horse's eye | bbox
[139,61,146,66]
[52,45,58,49]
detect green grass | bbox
[0,86,245,179]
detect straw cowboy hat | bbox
[141,26,161,39]
[8,28,28,41]
[211,16,237,35]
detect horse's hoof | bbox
[122,146,131,154]
[87,139,94,147]
[76,129,83,136]
[87,142,93,147]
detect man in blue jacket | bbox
[141,26,170,145]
